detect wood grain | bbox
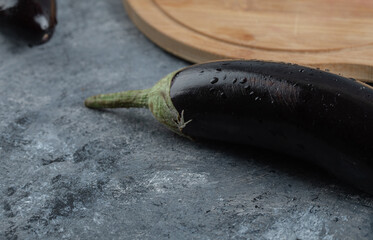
[123,0,373,82]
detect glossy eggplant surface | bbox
[85,60,373,194]
[0,0,57,45]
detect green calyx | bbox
[84,71,191,136]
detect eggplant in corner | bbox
[0,0,57,46]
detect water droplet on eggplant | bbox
[210,77,219,84]
[240,78,247,84]
[220,92,227,99]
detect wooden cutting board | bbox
[123,0,373,82]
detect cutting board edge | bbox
[123,0,373,82]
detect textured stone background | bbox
[1,1,373,239]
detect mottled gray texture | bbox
[0,1,373,239]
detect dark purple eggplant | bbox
[85,60,373,194]
[0,0,57,46]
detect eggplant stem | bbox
[84,71,189,137]
[84,89,151,109]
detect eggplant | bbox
[0,0,57,46]
[85,60,373,194]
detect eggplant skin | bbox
[0,0,57,46]
[170,60,373,194]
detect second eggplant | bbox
[0,0,57,46]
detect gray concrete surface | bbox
[1,1,373,239]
